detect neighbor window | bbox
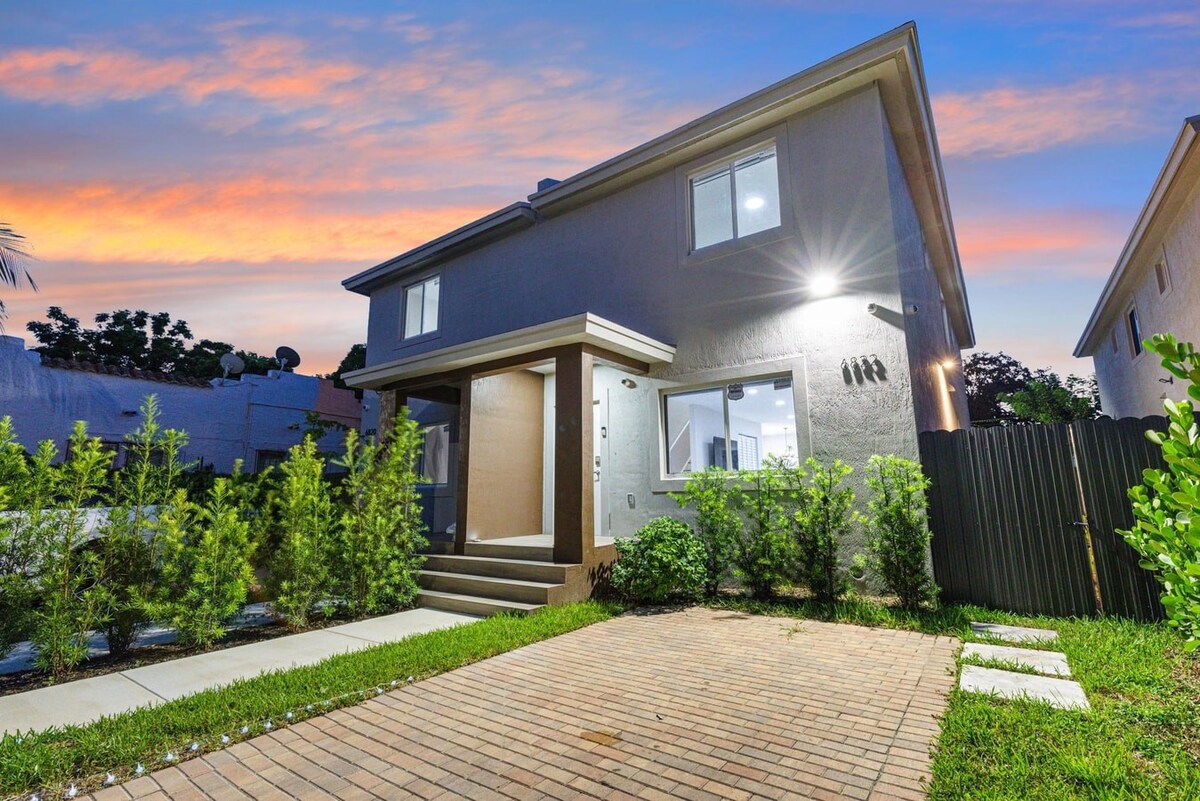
[1110,329,1118,354]
[403,275,440,339]
[255,450,286,473]
[1127,306,1143,357]
[689,144,781,250]
[1155,260,1171,295]
[663,376,795,475]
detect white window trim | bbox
[1154,246,1173,298]
[1126,303,1144,361]
[401,274,441,342]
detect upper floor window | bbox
[403,275,440,340]
[689,144,781,250]
[1154,260,1172,295]
[1127,306,1143,357]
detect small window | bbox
[255,450,287,473]
[663,376,795,476]
[1110,329,1118,354]
[689,145,781,250]
[1154,261,1171,295]
[403,275,440,339]
[1127,306,1143,357]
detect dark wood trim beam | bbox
[453,376,472,556]
[553,345,594,565]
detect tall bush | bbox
[794,458,854,603]
[31,423,109,679]
[0,417,37,657]
[94,396,190,655]
[333,415,427,616]
[1122,333,1200,652]
[735,456,803,598]
[270,438,336,628]
[864,454,938,610]
[673,467,742,597]
[152,482,254,648]
[611,516,705,603]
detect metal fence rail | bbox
[919,416,1168,621]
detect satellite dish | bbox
[275,345,302,371]
[219,352,245,379]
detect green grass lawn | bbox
[709,595,1200,800]
[0,601,619,798]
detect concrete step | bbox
[464,541,554,562]
[422,554,572,584]
[418,571,560,605]
[416,589,542,617]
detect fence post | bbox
[1067,424,1105,616]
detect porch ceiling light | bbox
[808,272,839,297]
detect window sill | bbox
[395,331,442,349]
[681,227,791,268]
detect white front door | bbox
[593,390,609,538]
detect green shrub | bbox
[31,423,109,679]
[794,458,854,603]
[673,467,742,597]
[1122,333,1200,652]
[151,482,254,648]
[270,438,337,628]
[735,456,803,599]
[0,417,37,656]
[864,454,938,610]
[333,415,427,616]
[611,516,705,603]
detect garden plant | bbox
[610,516,706,603]
[793,458,855,603]
[672,466,742,597]
[864,454,939,610]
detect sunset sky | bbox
[1,1,1197,376]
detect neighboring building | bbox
[0,335,362,472]
[1075,115,1200,419]
[341,23,973,612]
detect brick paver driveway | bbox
[86,608,958,801]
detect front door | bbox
[593,390,609,538]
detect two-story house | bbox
[342,23,973,614]
[1075,115,1200,418]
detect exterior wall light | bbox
[808,273,838,297]
[942,359,957,370]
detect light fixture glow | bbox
[808,272,839,297]
[747,388,758,395]
[941,359,957,370]
[775,400,786,407]
[743,195,765,210]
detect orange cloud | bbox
[955,208,1129,279]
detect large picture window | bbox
[403,275,440,340]
[689,144,781,250]
[663,376,796,476]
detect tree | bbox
[327,343,366,398]
[963,352,1034,425]
[26,306,283,380]
[0,223,36,323]
[1000,372,1100,424]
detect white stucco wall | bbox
[0,335,360,472]
[1091,177,1200,419]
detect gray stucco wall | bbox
[1090,177,1200,419]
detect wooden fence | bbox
[918,416,1167,621]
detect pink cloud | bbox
[954,208,1130,279]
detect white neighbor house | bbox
[1076,115,1200,418]
[340,24,974,612]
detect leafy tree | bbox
[864,455,938,610]
[26,306,284,380]
[735,456,803,598]
[1121,333,1200,652]
[333,418,427,616]
[1000,372,1100,424]
[610,516,705,603]
[270,438,336,628]
[963,352,1034,424]
[673,468,742,597]
[327,343,366,397]
[0,222,36,322]
[793,459,855,603]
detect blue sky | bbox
[1,1,1197,375]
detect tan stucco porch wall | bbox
[466,370,544,540]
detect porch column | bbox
[554,345,594,565]
[453,375,472,556]
[376,390,400,441]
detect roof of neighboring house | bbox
[343,22,974,348]
[1075,114,1200,357]
[39,356,215,387]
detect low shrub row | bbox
[611,454,938,608]
[0,396,427,679]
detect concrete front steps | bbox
[416,551,573,617]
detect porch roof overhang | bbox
[343,313,676,390]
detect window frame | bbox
[1126,304,1144,359]
[675,126,793,266]
[1154,258,1172,297]
[401,274,441,342]
[659,371,797,479]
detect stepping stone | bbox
[959,665,1090,710]
[970,622,1059,644]
[962,643,1071,677]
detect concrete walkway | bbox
[0,608,478,735]
[959,621,1090,711]
[83,608,959,800]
